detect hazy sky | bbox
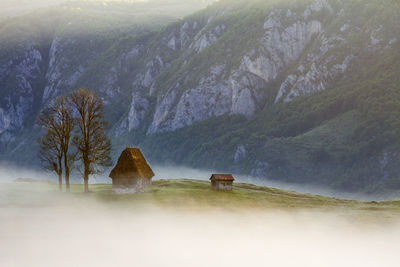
[1,0,66,9]
[0,0,215,17]
[0,0,64,17]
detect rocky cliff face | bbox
[122,0,397,135]
[0,42,44,143]
[1,0,398,143]
[0,0,214,152]
[130,2,329,134]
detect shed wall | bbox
[212,181,233,191]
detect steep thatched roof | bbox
[109,148,154,180]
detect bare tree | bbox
[37,96,74,192]
[58,96,74,192]
[37,113,63,191]
[70,88,112,193]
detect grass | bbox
[3,179,400,223]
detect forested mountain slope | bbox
[1,0,400,194]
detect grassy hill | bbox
[4,179,400,222]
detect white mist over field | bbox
[1,165,400,267]
[0,162,54,182]
[0,198,400,267]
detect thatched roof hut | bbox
[109,148,154,191]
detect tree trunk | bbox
[65,173,70,192]
[84,176,89,192]
[58,172,62,192]
[58,157,63,192]
[84,178,89,193]
[64,157,70,192]
[83,162,89,193]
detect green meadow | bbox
[3,179,400,223]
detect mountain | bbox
[1,0,400,194]
[0,0,213,154]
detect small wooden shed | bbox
[210,174,235,191]
[109,147,154,192]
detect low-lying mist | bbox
[0,162,395,201]
[0,189,399,267]
[1,164,400,266]
[0,162,54,182]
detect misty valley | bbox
[1,0,400,267]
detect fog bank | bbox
[0,162,54,182]
[1,199,399,267]
[1,166,400,267]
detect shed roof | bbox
[210,174,235,181]
[109,148,154,180]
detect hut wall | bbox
[213,181,233,191]
[112,177,152,189]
